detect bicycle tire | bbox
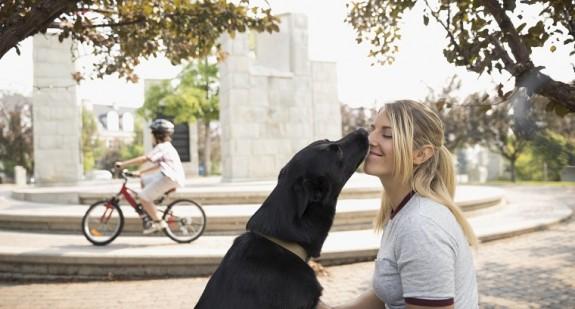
[81,200,124,246]
[162,199,207,243]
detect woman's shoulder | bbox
[400,195,460,234]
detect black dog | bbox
[195,129,369,309]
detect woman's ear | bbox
[413,145,435,165]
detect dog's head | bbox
[247,129,369,258]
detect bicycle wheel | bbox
[162,199,206,243]
[81,200,124,246]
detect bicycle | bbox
[81,169,207,246]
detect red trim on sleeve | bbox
[405,297,454,306]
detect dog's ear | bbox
[293,177,326,218]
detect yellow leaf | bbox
[550,45,556,52]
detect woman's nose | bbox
[367,130,377,147]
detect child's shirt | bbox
[146,142,186,187]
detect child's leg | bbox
[139,173,177,221]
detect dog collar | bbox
[253,232,309,262]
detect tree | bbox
[517,131,575,181]
[423,76,486,152]
[341,104,376,136]
[347,0,575,118]
[177,59,219,176]
[474,97,531,182]
[81,106,105,172]
[0,0,279,81]
[0,93,33,180]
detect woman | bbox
[115,118,186,235]
[319,100,478,309]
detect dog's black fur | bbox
[195,129,369,309]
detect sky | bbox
[0,0,573,109]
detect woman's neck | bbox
[379,177,413,211]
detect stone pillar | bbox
[32,34,82,184]
[219,13,341,181]
[312,61,341,141]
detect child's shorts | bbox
[140,172,177,202]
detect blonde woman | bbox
[318,100,478,309]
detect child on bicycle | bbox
[115,119,186,234]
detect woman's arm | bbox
[318,290,385,309]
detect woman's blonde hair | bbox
[374,100,478,247]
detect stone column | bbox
[32,34,82,184]
[219,13,342,181]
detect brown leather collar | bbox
[253,232,309,262]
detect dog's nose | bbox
[355,128,368,137]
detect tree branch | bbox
[488,34,519,74]
[0,0,79,59]
[481,0,532,68]
[423,0,471,67]
[49,16,146,29]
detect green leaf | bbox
[550,45,556,52]
[517,23,527,33]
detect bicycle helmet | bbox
[150,119,175,135]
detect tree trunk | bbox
[0,0,78,59]
[204,120,211,176]
[509,158,517,182]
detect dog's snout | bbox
[356,128,368,137]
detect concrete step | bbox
[9,173,505,206]
[0,187,504,235]
[0,188,571,279]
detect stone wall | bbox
[219,13,342,181]
[32,34,82,184]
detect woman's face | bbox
[364,112,395,178]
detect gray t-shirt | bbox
[373,193,478,308]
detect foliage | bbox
[81,106,106,172]
[139,59,219,123]
[95,116,144,171]
[341,104,376,136]
[424,76,486,152]
[0,0,280,81]
[347,0,575,116]
[0,93,33,179]
[516,131,575,181]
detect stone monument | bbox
[219,13,342,181]
[32,34,82,184]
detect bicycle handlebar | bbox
[111,168,139,180]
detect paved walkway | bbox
[0,186,573,308]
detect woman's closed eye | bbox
[382,129,393,139]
